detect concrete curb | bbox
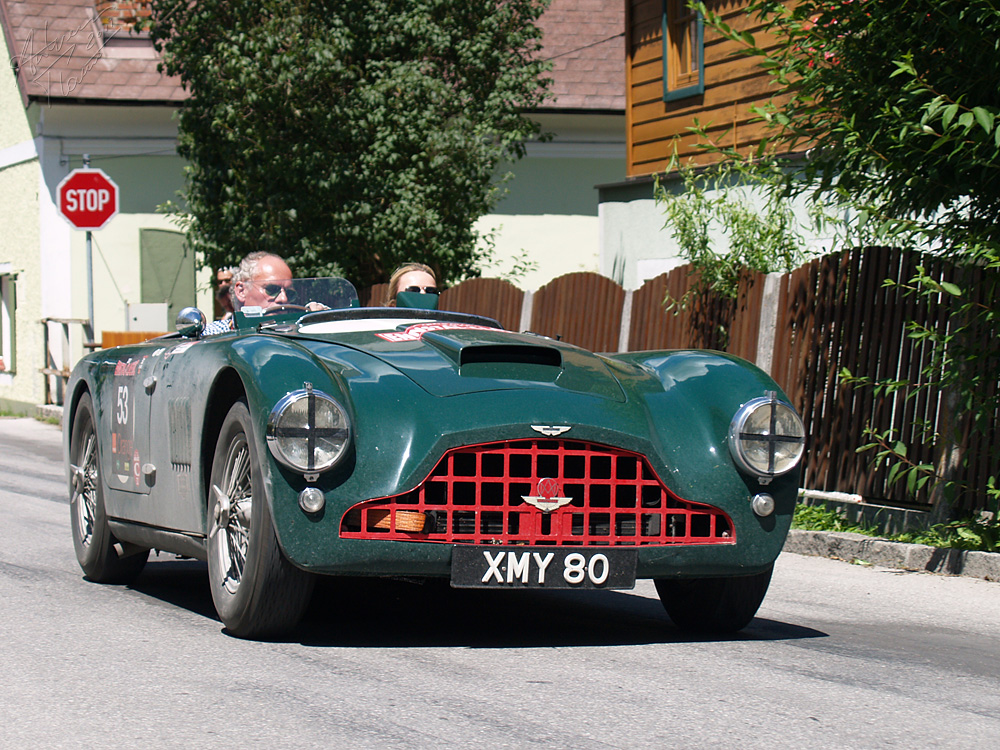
[784,529,1000,582]
[35,404,64,426]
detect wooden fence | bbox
[365,247,999,514]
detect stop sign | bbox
[57,168,120,230]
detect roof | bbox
[1,0,624,110]
[536,0,625,112]
[1,0,184,105]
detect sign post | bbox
[57,161,120,343]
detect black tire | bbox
[69,392,149,584]
[207,400,315,639]
[654,564,774,634]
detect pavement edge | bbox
[784,529,1000,582]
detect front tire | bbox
[207,400,315,639]
[69,393,149,583]
[654,564,774,634]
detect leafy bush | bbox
[792,503,999,553]
[150,0,552,287]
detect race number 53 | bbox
[116,385,129,425]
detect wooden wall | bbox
[627,0,790,176]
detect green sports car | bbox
[64,277,804,638]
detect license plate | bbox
[451,546,637,589]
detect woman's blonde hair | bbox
[384,262,436,306]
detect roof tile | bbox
[3,0,623,110]
[2,0,182,102]
[536,0,625,111]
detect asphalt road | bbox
[2,417,999,749]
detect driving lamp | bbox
[267,384,351,475]
[729,392,805,480]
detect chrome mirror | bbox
[175,307,206,338]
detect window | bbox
[662,0,704,102]
[0,268,14,374]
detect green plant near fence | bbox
[792,503,999,553]
[654,157,807,305]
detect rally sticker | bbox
[375,322,495,343]
[111,358,145,484]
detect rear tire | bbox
[207,400,315,639]
[69,393,149,584]
[654,564,774,634]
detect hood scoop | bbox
[322,323,625,401]
[422,331,562,370]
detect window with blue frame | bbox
[662,0,704,102]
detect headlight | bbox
[267,384,351,476]
[728,392,805,480]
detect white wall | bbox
[476,112,625,290]
[599,175,838,290]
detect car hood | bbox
[296,319,627,402]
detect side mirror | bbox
[175,307,206,338]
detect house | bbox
[0,0,193,415]
[598,0,825,289]
[0,0,626,415]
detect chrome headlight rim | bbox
[266,386,351,475]
[728,392,805,479]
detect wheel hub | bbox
[212,484,232,527]
[70,464,86,495]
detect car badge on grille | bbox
[530,425,571,437]
[521,477,573,513]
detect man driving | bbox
[233,252,295,310]
[203,252,294,335]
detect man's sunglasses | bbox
[402,285,438,295]
[258,283,297,301]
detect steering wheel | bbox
[265,304,308,314]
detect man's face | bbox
[234,256,294,310]
[216,268,234,312]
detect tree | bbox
[150,0,551,287]
[695,0,1000,521]
[696,0,1000,253]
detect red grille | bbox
[341,440,735,547]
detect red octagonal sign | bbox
[57,168,120,230]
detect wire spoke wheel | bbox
[70,430,98,549]
[207,399,314,639]
[210,433,254,594]
[68,392,148,584]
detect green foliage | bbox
[852,425,937,497]
[840,257,1000,514]
[792,503,1000,554]
[654,157,807,305]
[792,503,874,535]
[149,0,551,287]
[693,0,1000,256]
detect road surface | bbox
[1,417,998,748]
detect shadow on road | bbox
[127,557,219,621]
[127,559,827,647]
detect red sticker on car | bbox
[376,322,495,343]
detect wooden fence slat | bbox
[101,331,168,349]
[439,278,524,332]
